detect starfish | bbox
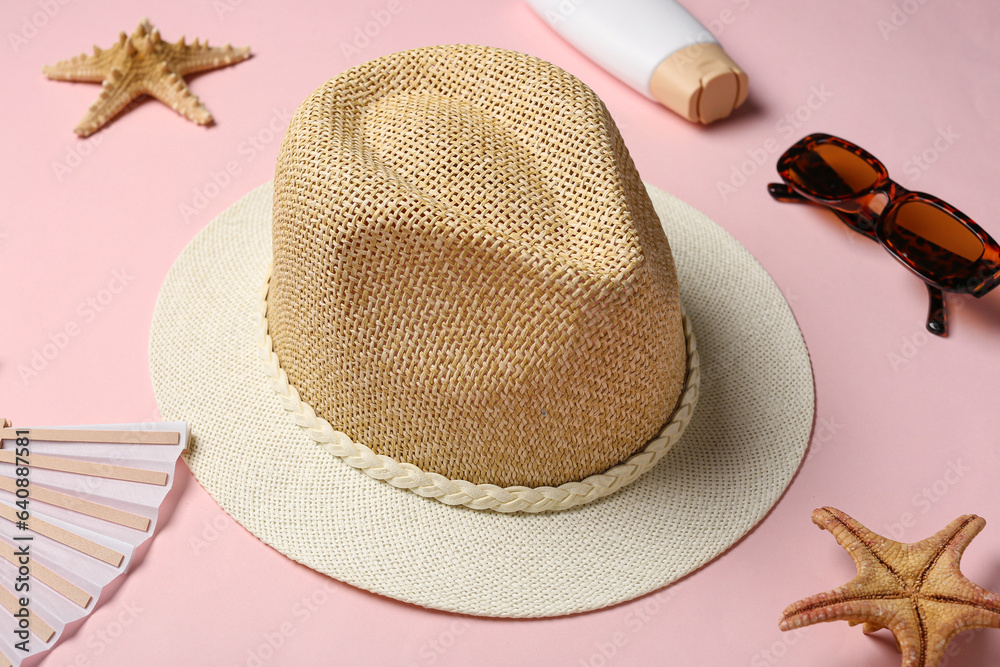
[780,507,1000,667]
[42,18,250,137]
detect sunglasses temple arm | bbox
[974,268,1000,296]
[767,183,807,203]
[925,283,948,337]
[769,182,880,241]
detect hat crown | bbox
[363,90,642,280]
[268,45,686,487]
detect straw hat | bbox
[150,44,813,617]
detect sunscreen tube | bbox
[527,0,748,124]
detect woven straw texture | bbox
[268,45,686,487]
[150,181,814,617]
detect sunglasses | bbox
[768,133,1000,337]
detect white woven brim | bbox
[149,182,814,618]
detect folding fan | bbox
[0,420,188,666]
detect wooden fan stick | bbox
[0,478,150,531]
[0,428,179,446]
[0,585,55,642]
[0,450,168,486]
[0,542,90,608]
[0,505,123,567]
[0,419,187,664]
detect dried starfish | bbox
[42,18,250,136]
[780,507,1000,667]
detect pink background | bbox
[3,0,1000,665]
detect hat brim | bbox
[150,182,814,618]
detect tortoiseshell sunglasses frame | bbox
[768,133,1000,337]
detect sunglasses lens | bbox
[884,200,984,279]
[786,144,880,198]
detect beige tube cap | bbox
[650,42,748,124]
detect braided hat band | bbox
[258,263,700,513]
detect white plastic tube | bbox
[527,0,748,123]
